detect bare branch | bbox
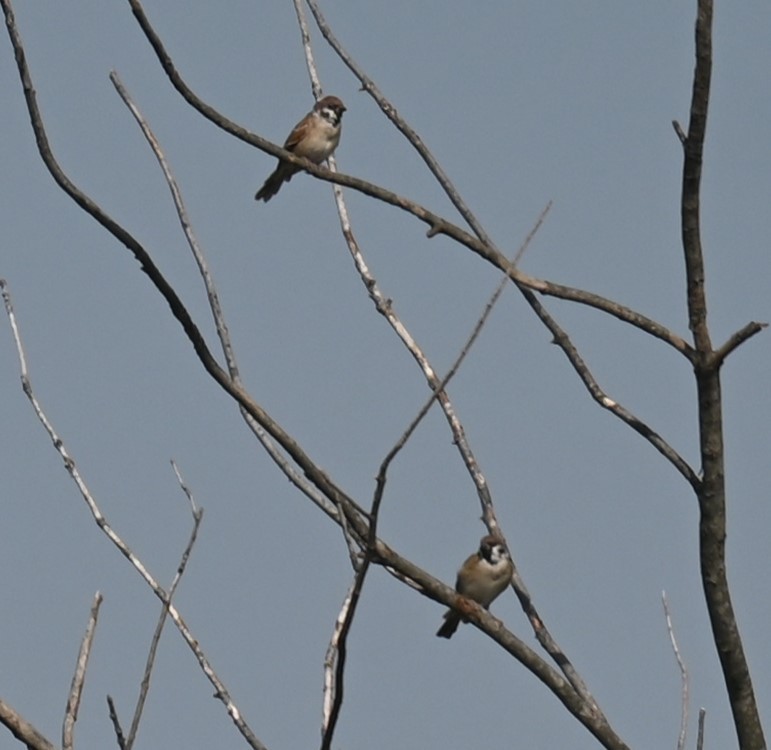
[525,287,699,488]
[292,0,323,100]
[713,321,767,366]
[171,459,199,516]
[296,0,520,536]
[301,0,700,372]
[680,2,713,354]
[0,699,55,750]
[320,567,369,750]
[108,70,240,381]
[662,592,689,750]
[63,591,103,750]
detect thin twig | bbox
[696,708,706,750]
[62,592,103,750]
[320,567,369,750]
[292,0,323,100]
[662,591,689,750]
[171,459,199,515]
[672,120,687,145]
[106,696,127,750]
[292,0,507,532]
[123,463,204,750]
[712,321,767,366]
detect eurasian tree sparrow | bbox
[436,534,513,639]
[255,95,346,202]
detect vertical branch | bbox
[696,708,706,750]
[661,592,688,750]
[676,2,765,747]
[320,569,368,750]
[681,1,712,351]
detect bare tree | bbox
[0,1,765,749]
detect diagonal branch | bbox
[123,462,203,750]
[63,592,103,750]
[320,567,369,750]
[0,700,55,750]
[712,321,767,367]
[106,696,127,750]
[525,287,699,488]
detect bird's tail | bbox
[255,162,295,202]
[436,610,461,639]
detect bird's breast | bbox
[294,120,341,163]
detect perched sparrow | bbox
[255,95,346,202]
[436,534,513,639]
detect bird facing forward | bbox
[255,95,346,202]
[436,534,513,639]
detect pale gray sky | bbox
[1,2,769,749]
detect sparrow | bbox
[255,95,346,202]
[436,534,513,639]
